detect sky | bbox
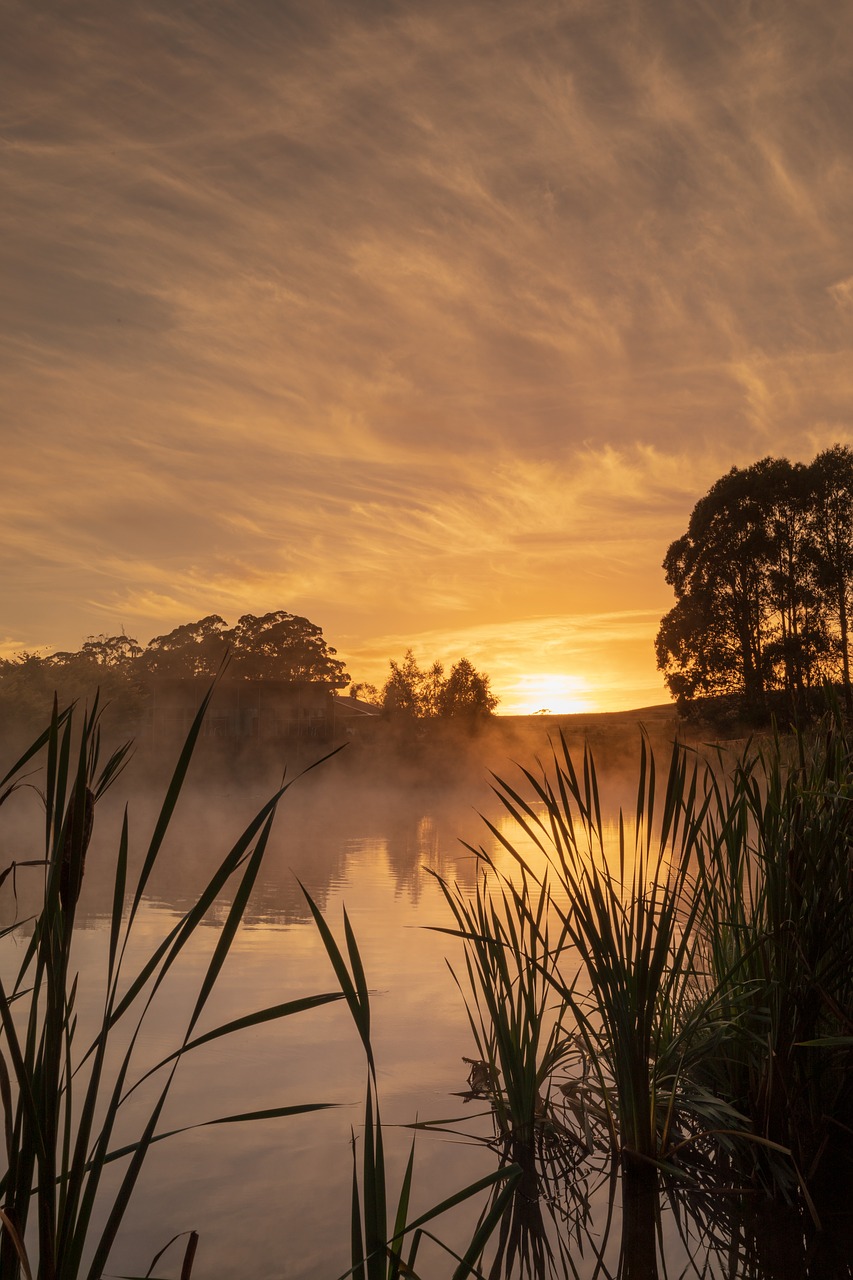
[3,0,853,714]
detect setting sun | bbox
[501,673,595,717]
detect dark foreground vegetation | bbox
[435,708,853,1277]
[1,688,852,1277]
[0,692,514,1280]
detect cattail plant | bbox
[303,887,519,1280]
[0,692,345,1279]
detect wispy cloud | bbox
[3,0,853,704]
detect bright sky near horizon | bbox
[3,0,852,714]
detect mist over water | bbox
[2,706,735,1279]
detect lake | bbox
[2,714,850,1278]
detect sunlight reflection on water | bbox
[0,750,721,1280]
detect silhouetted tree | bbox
[49,632,143,669]
[657,448,853,717]
[658,462,776,706]
[0,610,352,743]
[83,633,143,667]
[0,647,145,737]
[809,445,853,711]
[655,593,736,707]
[382,650,426,716]
[143,615,229,678]
[437,657,498,719]
[381,651,498,719]
[224,612,349,687]
[142,612,349,686]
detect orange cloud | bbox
[3,0,853,705]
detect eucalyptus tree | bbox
[656,454,838,714]
[759,457,824,700]
[143,615,229,677]
[808,445,853,710]
[48,633,143,669]
[80,633,143,667]
[654,593,738,706]
[224,611,350,687]
[143,612,349,687]
[657,461,777,707]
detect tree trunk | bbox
[839,584,852,713]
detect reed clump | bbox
[0,693,353,1279]
[304,888,519,1280]
[431,863,573,1152]
[440,713,853,1214]
[691,719,853,1177]
[0,692,518,1280]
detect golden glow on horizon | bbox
[345,613,672,718]
[4,3,853,713]
[501,673,595,717]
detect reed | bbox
[690,713,853,1174]
[0,691,345,1279]
[303,887,520,1280]
[479,731,748,1173]
[430,860,573,1150]
[442,715,853,1221]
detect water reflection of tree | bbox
[2,706,683,930]
[35,765,503,928]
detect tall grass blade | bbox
[0,694,352,1279]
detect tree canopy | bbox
[657,447,853,716]
[381,650,498,719]
[142,611,349,686]
[225,612,348,685]
[144,615,229,678]
[0,610,351,735]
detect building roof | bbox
[332,694,381,717]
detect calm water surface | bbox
[2,734,841,1279]
[3,760,547,1278]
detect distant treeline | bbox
[0,612,348,739]
[0,612,497,738]
[657,445,853,721]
